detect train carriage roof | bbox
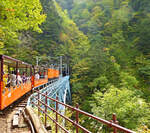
[0,55,32,68]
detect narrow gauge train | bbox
[0,55,59,110]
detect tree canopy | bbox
[1,0,150,131]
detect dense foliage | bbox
[1,0,150,131]
[57,0,150,131]
[0,0,46,62]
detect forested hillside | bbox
[67,0,150,131]
[0,0,150,132]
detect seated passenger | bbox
[22,72,27,83]
[3,73,8,93]
[44,71,47,79]
[39,71,42,79]
[35,72,40,80]
[17,72,22,85]
[26,76,30,82]
[3,72,8,87]
[10,71,16,87]
[28,77,31,80]
[6,74,11,88]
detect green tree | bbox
[91,86,150,130]
[0,0,46,58]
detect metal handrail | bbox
[31,102,70,133]
[31,89,135,133]
[31,96,91,133]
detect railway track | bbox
[0,91,35,133]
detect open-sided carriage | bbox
[0,55,59,110]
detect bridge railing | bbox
[30,89,135,133]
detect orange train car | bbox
[48,68,54,79]
[0,55,59,110]
[34,66,48,88]
[48,68,59,79]
[55,69,59,78]
[0,55,33,110]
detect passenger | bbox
[6,74,11,88]
[39,71,41,79]
[2,73,8,93]
[26,76,30,82]
[44,71,46,78]
[10,71,16,87]
[41,72,44,79]
[22,72,27,83]
[3,72,8,87]
[35,72,40,80]
[17,72,22,85]
[26,74,29,81]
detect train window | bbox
[34,66,48,81]
[3,60,17,90]
[2,57,30,90]
[22,66,31,83]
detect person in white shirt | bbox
[10,71,16,87]
[35,72,40,80]
[17,74,22,85]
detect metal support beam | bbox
[60,56,62,77]
[0,55,3,109]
